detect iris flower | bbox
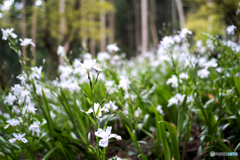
[95,126,122,147]
[9,133,28,143]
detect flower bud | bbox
[88,132,91,142]
[76,100,80,107]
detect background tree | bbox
[141,0,148,54]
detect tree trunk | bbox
[43,0,58,67]
[89,17,95,56]
[175,0,185,29]
[134,0,141,55]
[127,10,134,57]
[90,39,95,57]
[108,0,114,44]
[141,0,148,54]
[59,0,66,65]
[100,0,106,52]
[0,56,7,90]
[31,0,37,65]
[150,0,158,48]
[21,0,26,67]
[172,0,178,32]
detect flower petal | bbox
[21,138,28,143]
[106,126,112,136]
[93,65,102,72]
[4,124,9,129]
[95,129,107,139]
[99,138,108,147]
[9,138,16,143]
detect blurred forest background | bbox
[0,0,239,88]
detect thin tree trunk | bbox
[21,0,26,66]
[134,0,141,55]
[90,17,95,56]
[59,0,66,65]
[108,0,114,44]
[90,39,95,57]
[150,0,158,48]
[100,0,106,52]
[141,0,148,54]
[175,0,185,29]
[0,55,7,90]
[31,0,37,65]
[127,10,134,57]
[43,0,58,68]
[172,0,177,32]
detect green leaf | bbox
[153,106,171,160]
[103,114,114,130]
[204,135,238,160]
[159,121,180,160]
[125,125,142,154]
[42,146,58,160]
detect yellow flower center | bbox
[96,66,99,67]
[102,140,105,143]
[12,138,15,141]
[35,126,38,129]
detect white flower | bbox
[179,28,192,38]
[196,40,202,48]
[198,68,210,78]
[83,53,92,60]
[29,121,40,136]
[22,103,37,114]
[88,132,91,141]
[134,107,142,117]
[13,105,20,114]
[156,105,163,114]
[106,43,119,53]
[3,113,10,119]
[104,101,118,111]
[179,73,188,80]
[97,52,111,62]
[95,126,122,147]
[76,59,102,72]
[166,75,181,88]
[17,73,27,85]
[20,38,35,47]
[168,97,178,107]
[204,59,217,68]
[168,93,185,107]
[226,25,236,35]
[4,119,20,129]
[9,133,28,143]
[11,84,24,98]
[114,156,122,160]
[18,90,30,104]
[187,95,194,103]
[50,111,56,119]
[160,36,174,47]
[216,67,222,73]
[30,66,42,80]
[4,92,16,105]
[57,45,65,56]
[118,77,130,91]
[206,39,214,51]
[86,103,108,117]
[105,80,115,88]
[1,28,17,40]
[173,35,181,43]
